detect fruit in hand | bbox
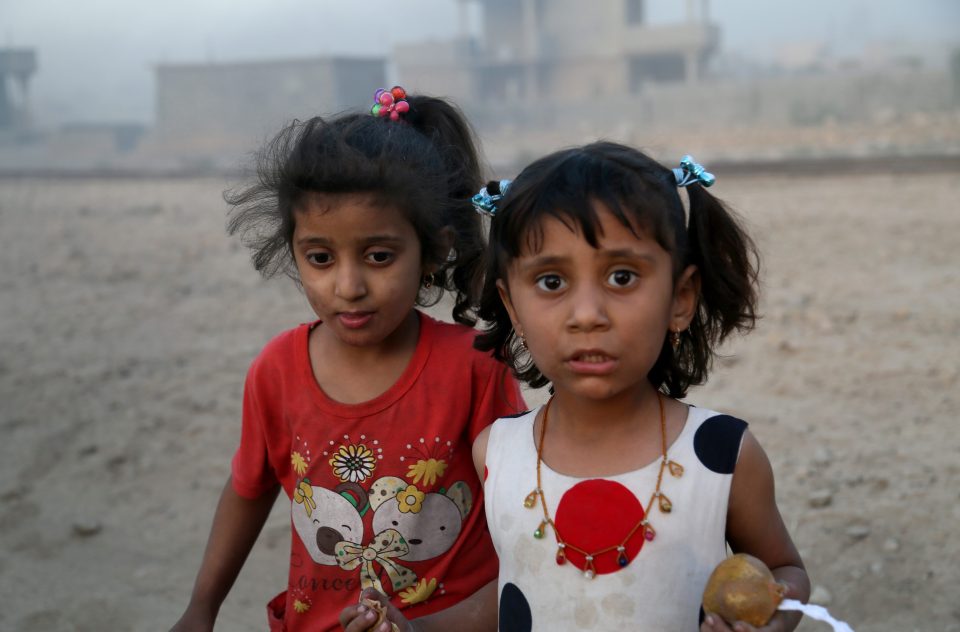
[361,597,400,632]
[702,553,786,626]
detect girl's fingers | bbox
[360,587,389,606]
[356,612,382,632]
[338,602,361,625]
[340,605,378,632]
[701,613,769,632]
[359,587,378,599]
[702,613,734,632]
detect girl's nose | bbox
[334,263,367,300]
[566,283,610,331]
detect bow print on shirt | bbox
[334,528,417,594]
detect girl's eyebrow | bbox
[519,249,657,271]
[296,235,333,247]
[295,234,405,247]
[359,234,406,246]
[518,254,568,272]
[600,248,658,264]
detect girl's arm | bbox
[702,430,810,632]
[171,476,280,632]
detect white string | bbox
[778,598,854,632]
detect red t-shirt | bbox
[232,311,525,631]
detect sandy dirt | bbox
[1,172,957,631]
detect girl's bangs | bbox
[497,153,681,262]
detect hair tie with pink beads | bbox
[370,86,410,122]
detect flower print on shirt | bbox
[401,436,456,489]
[330,440,377,483]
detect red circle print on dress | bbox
[553,479,645,575]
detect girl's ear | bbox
[671,264,700,331]
[423,227,456,275]
[496,279,521,331]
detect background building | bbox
[396,0,717,106]
[393,0,956,168]
[1,2,956,173]
[150,56,385,167]
[0,48,37,134]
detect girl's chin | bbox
[555,375,664,402]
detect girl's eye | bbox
[366,251,394,265]
[535,274,566,292]
[608,269,637,287]
[306,252,332,266]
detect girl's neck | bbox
[537,382,683,478]
[549,382,662,440]
[309,310,420,403]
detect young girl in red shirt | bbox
[171,87,523,632]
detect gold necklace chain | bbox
[523,392,684,579]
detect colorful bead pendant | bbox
[658,492,673,513]
[555,543,566,565]
[643,523,657,541]
[583,555,596,579]
[616,545,629,568]
[668,460,684,477]
[523,488,539,509]
[534,520,546,539]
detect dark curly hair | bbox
[225,95,486,325]
[474,141,759,397]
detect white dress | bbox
[483,405,748,631]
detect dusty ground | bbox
[0,171,957,631]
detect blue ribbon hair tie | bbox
[471,179,512,217]
[672,155,715,188]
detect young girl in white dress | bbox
[341,143,810,631]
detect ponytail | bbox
[686,185,759,339]
[406,96,486,325]
[658,184,759,397]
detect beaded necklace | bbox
[523,392,684,579]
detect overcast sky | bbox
[4,0,959,126]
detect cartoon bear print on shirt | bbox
[371,480,471,561]
[291,481,365,566]
[292,478,472,566]
[290,434,475,600]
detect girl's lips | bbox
[337,312,374,329]
[566,351,618,375]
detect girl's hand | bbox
[169,606,214,632]
[339,589,412,632]
[701,610,792,632]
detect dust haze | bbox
[1,2,959,631]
